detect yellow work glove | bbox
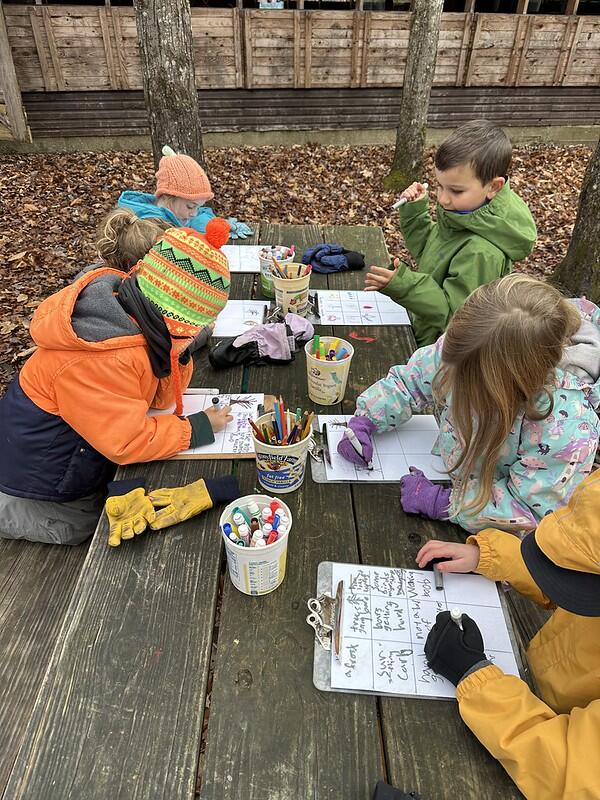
[149,475,240,531]
[105,483,156,547]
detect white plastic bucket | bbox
[252,411,313,494]
[272,269,311,317]
[305,336,354,405]
[220,494,292,595]
[258,246,295,299]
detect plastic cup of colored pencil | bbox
[219,493,292,595]
[258,246,295,299]
[270,261,312,317]
[250,409,314,494]
[305,335,354,406]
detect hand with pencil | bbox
[249,397,314,446]
[337,416,376,468]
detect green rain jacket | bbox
[381,181,537,347]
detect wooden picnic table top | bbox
[1,223,543,800]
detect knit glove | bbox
[400,467,451,520]
[105,479,156,547]
[227,217,253,240]
[337,416,376,466]
[424,611,490,686]
[149,475,240,530]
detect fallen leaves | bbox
[0,142,591,394]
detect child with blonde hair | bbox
[95,207,171,271]
[339,274,600,534]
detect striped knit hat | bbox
[135,219,231,339]
[134,219,230,415]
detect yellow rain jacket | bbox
[456,471,600,799]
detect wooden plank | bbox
[515,15,535,87]
[199,223,384,800]
[294,10,301,89]
[232,8,243,89]
[565,0,580,14]
[464,13,482,87]
[506,14,529,86]
[28,7,51,92]
[243,9,253,90]
[516,0,529,12]
[0,541,87,791]
[360,10,371,88]
[304,11,312,89]
[41,7,65,91]
[0,2,29,141]
[111,8,129,90]
[455,10,474,86]
[351,10,362,88]
[98,7,119,90]
[561,16,583,86]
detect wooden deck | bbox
[0,224,546,799]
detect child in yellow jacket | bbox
[416,469,600,799]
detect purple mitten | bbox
[337,416,376,466]
[400,467,451,520]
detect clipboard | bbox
[308,561,529,699]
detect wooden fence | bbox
[4,5,600,92]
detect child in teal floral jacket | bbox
[339,275,600,535]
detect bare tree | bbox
[385,0,444,191]
[551,139,600,301]
[133,0,205,168]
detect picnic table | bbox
[1,223,547,800]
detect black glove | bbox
[372,780,421,800]
[179,326,213,365]
[424,611,489,686]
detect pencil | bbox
[248,418,265,442]
[302,411,314,439]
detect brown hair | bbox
[435,120,512,185]
[433,274,581,514]
[95,207,171,271]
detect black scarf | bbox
[117,276,173,378]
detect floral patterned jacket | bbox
[354,299,600,534]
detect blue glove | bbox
[227,217,253,240]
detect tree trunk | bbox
[384,0,444,191]
[550,139,600,301]
[133,0,205,169]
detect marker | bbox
[233,506,252,527]
[256,539,266,548]
[392,182,429,210]
[450,607,464,631]
[222,523,238,542]
[313,335,320,356]
[250,518,260,534]
[337,347,349,360]
[272,513,281,532]
[261,508,273,524]
[238,524,251,546]
[184,388,219,395]
[211,396,221,410]
[266,528,278,545]
[343,426,373,469]
[433,563,444,591]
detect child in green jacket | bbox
[365,121,537,347]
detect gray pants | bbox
[0,490,105,546]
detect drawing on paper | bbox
[314,290,410,327]
[213,301,268,337]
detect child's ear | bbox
[487,176,506,199]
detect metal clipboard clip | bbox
[307,421,332,466]
[306,580,344,660]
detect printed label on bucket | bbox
[274,286,309,316]
[256,451,306,492]
[308,363,346,404]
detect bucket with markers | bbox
[305,335,354,406]
[250,406,314,494]
[220,494,292,595]
[259,245,295,299]
[271,262,312,317]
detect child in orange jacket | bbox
[0,220,232,545]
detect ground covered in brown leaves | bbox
[0,142,590,393]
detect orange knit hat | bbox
[155,145,214,202]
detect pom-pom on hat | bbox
[135,221,231,339]
[155,145,214,202]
